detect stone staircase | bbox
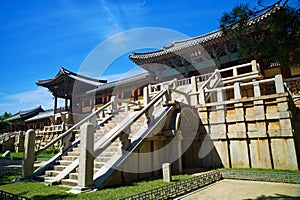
[37,109,146,187]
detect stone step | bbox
[61,178,78,186]
[100,151,116,157]
[95,156,111,163]
[94,161,106,168]
[67,151,80,156]
[56,160,74,166]
[45,170,60,177]
[69,172,78,180]
[61,155,78,161]
[53,165,67,171]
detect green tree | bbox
[0,112,12,131]
[220,0,300,69]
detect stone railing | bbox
[0,167,21,176]
[220,60,261,84]
[0,190,31,200]
[119,171,222,200]
[32,101,114,177]
[221,169,300,184]
[193,74,285,105]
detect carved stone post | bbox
[143,86,149,106]
[119,127,131,154]
[71,122,95,193]
[251,60,257,72]
[199,88,205,104]
[234,82,241,99]
[275,74,285,93]
[111,95,118,113]
[60,132,72,153]
[22,129,35,179]
[253,82,261,97]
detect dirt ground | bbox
[181,179,300,200]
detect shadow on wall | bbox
[180,105,223,171]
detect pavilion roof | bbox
[129,4,282,64]
[25,110,53,123]
[4,106,44,122]
[84,72,156,96]
[37,67,107,98]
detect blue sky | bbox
[0,0,293,114]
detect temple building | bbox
[36,67,107,114]
[2,4,300,191]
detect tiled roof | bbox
[37,67,107,87]
[85,72,156,94]
[25,110,53,122]
[129,4,281,62]
[4,106,44,122]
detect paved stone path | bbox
[181,179,300,200]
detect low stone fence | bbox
[118,170,222,200]
[0,168,21,176]
[120,169,300,200]
[0,190,31,200]
[221,169,300,184]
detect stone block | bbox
[249,139,272,168]
[247,131,267,138]
[278,102,289,112]
[210,124,226,136]
[226,109,236,122]
[266,112,279,120]
[213,141,229,168]
[266,105,278,113]
[230,140,250,168]
[210,132,227,140]
[279,119,292,131]
[235,108,244,122]
[271,138,298,170]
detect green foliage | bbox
[0,112,12,131]
[220,0,300,69]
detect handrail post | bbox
[111,95,118,113]
[234,82,241,99]
[253,82,261,97]
[199,88,205,104]
[22,129,35,179]
[217,88,224,102]
[143,86,149,106]
[71,122,95,192]
[275,74,285,93]
[251,60,257,72]
[60,132,72,153]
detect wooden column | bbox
[54,96,58,114]
[65,95,68,112]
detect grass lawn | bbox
[0,174,192,200]
[0,151,57,159]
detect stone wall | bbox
[197,93,299,170]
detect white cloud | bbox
[0,88,54,114]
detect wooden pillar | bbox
[54,96,58,114]
[70,98,72,112]
[65,95,68,111]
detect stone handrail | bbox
[45,89,170,185]
[202,75,284,103]
[94,88,168,156]
[149,79,177,95]
[35,101,112,156]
